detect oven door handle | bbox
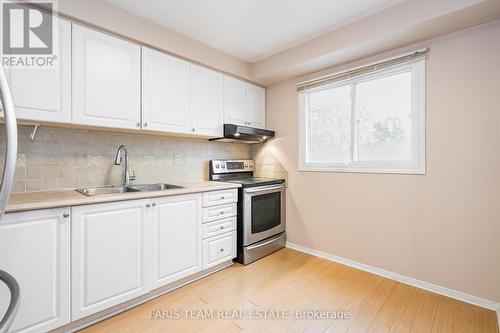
[246,233,285,250]
[244,184,284,193]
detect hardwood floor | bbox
[81,248,499,333]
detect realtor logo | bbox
[2,2,53,54]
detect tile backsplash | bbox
[252,143,288,184]
[0,126,251,193]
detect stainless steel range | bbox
[209,160,285,265]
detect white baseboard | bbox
[286,242,500,312]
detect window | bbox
[298,59,425,174]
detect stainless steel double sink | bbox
[76,183,183,196]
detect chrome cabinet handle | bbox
[192,128,195,132]
[63,213,70,218]
[146,203,151,208]
[136,122,141,127]
[219,248,224,252]
[143,122,148,127]
[246,233,285,250]
[152,202,156,207]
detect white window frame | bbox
[298,59,426,174]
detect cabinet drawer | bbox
[202,231,236,268]
[203,217,236,239]
[203,189,237,207]
[203,203,236,223]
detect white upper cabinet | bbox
[150,194,202,289]
[71,200,148,320]
[142,47,191,134]
[0,17,263,136]
[223,76,246,126]
[190,64,224,137]
[0,208,70,333]
[223,77,266,129]
[72,24,141,130]
[3,18,71,123]
[246,83,266,128]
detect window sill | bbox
[298,166,426,175]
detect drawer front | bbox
[203,231,236,268]
[203,203,237,223]
[203,189,238,207]
[203,217,236,239]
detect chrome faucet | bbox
[114,145,136,186]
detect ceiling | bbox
[105,0,407,62]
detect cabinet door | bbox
[71,200,148,320]
[246,83,266,128]
[0,208,70,333]
[150,194,202,289]
[223,76,246,126]
[202,231,236,269]
[190,65,223,137]
[72,24,141,130]
[2,18,71,123]
[142,47,191,134]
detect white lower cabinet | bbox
[202,231,237,269]
[0,208,70,333]
[1,190,237,329]
[71,200,149,320]
[150,194,202,289]
[201,189,238,269]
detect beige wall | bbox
[262,21,500,302]
[0,126,251,193]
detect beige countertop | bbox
[6,181,241,213]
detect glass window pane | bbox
[307,85,352,164]
[355,71,412,161]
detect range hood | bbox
[209,124,275,144]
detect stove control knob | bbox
[215,164,219,169]
[249,163,254,168]
[244,163,249,168]
[221,164,226,169]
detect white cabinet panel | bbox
[202,203,237,223]
[71,200,148,320]
[223,76,246,126]
[72,24,141,130]
[3,18,71,123]
[202,231,236,269]
[142,47,191,134]
[0,208,70,333]
[190,65,223,137]
[202,217,236,239]
[202,189,238,207]
[246,83,266,128]
[150,194,202,289]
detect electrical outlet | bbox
[174,154,182,165]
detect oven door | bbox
[243,183,285,246]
